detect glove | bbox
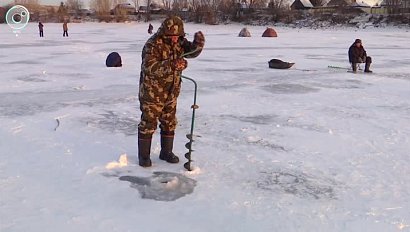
[357,57,364,63]
[193,31,205,47]
[174,58,187,71]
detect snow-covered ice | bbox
[0,22,409,231]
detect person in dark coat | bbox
[137,16,205,167]
[148,23,153,34]
[348,39,372,73]
[63,22,68,37]
[38,22,44,37]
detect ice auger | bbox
[181,75,198,171]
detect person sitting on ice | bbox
[348,39,372,73]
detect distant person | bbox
[348,39,372,73]
[148,23,153,34]
[137,16,205,167]
[63,22,68,37]
[38,22,44,37]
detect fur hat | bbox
[160,16,185,36]
[354,39,362,44]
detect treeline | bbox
[0,0,292,23]
[1,0,409,25]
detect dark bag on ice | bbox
[268,59,294,69]
[106,52,122,67]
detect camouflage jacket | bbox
[140,19,203,86]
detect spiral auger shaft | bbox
[181,75,198,171]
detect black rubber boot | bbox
[138,133,152,167]
[352,63,357,72]
[364,56,372,73]
[159,131,179,164]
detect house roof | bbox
[379,0,393,6]
[326,0,353,6]
[300,0,314,7]
[351,0,371,7]
[291,0,313,9]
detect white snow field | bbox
[0,22,409,232]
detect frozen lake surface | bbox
[1,22,410,232]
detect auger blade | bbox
[185,152,191,160]
[186,134,194,140]
[185,142,192,150]
[184,161,192,171]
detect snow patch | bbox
[105,154,129,169]
[185,166,202,175]
[247,135,262,143]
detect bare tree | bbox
[145,0,151,21]
[184,0,218,23]
[162,0,172,10]
[249,0,268,8]
[57,2,68,22]
[217,0,236,16]
[90,0,112,21]
[14,0,40,12]
[132,0,140,11]
[268,0,287,9]
[112,0,130,22]
[14,0,39,5]
[172,0,185,11]
[47,6,57,21]
[66,0,83,11]
[384,0,401,14]
[187,0,202,21]
[57,2,67,14]
[90,0,112,14]
[112,0,127,6]
[197,0,220,23]
[188,0,200,13]
[268,0,290,21]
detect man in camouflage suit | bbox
[138,16,205,167]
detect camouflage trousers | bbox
[138,73,181,136]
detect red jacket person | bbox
[138,16,205,167]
